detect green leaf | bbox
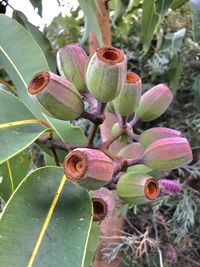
[29,0,42,17]
[141,0,160,53]
[193,75,200,113]
[0,150,31,202]
[0,167,93,267]
[12,10,57,73]
[0,89,49,164]
[77,0,103,46]
[46,117,87,144]
[112,0,129,24]
[156,0,175,17]
[0,14,49,121]
[171,0,188,10]
[83,222,100,267]
[192,10,200,44]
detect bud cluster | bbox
[28,44,193,220]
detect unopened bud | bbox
[118,142,144,159]
[90,188,114,221]
[86,46,127,103]
[117,172,159,205]
[28,71,84,120]
[135,84,173,121]
[105,101,115,113]
[57,44,88,94]
[139,127,182,148]
[142,138,193,170]
[113,72,142,117]
[64,148,114,190]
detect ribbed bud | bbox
[139,127,182,148]
[127,164,168,180]
[142,137,193,170]
[105,101,115,113]
[113,72,142,117]
[118,142,144,159]
[57,44,88,94]
[135,84,173,121]
[63,148,114,190]
[86,46,127,103]
[90,188,114,221]
[111,123,128,143]
[117,172,159,205]
[28,71,84,120]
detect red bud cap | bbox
[139,127,182,148]
[142,137,193,170]
[86,46,127,103]
[64,148,114,190]
[135,84,173,121]
[57,44,88,94]
[28,71,84,120]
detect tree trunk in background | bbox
[89,1,124,266]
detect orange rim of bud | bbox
[64,150,88,181]
[97,46,124,65]
[144,179,159,200]
[126,72,140,83]
[28,71,49,95]
[92,197,108,221]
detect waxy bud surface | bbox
[142,137,193,170]
[64,148,114,190]
[28,71,84,120]
[86,46,127,103]
[111,123,128,143]
[139,127,182,148]
[57,44,88,94]
[117,172,159,205]
[118,142,144,159]
[135,84,173,121]
[113,72,142,117]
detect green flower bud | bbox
[63,148,114,190]
[118,142,144,159]
[28,71,84,121]
[86,46,127,103]
[117,172,159,205]
[135,84,173,121]
[111,123,128,143]
[57,43,88,94]
[113,72,142,117]
[142,137,193,170]
[139,127,182,148]
[105,101,115,113]
[127,164,168,180]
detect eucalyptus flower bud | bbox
[86,46,127,103]
[64,148,114,190]
[113,72,142,117]
[135,84,173,121]
[139,127,182,148]
[28,71,84,120]
[57,44,88,94]
[118,142,144,159]
[105,101,115,113]
[142,137,193,170]
[111,123,128,143]
[117,172,159,205]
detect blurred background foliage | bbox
[0,0,200,266]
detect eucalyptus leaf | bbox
[12,10,57,73]
[193,75,200,112]
[0,89,49,164]
[192,10,200,43]
[171,0,189,9]
[141,0,160,53]
[0,167,93,267]
[156,0,175,17]
[0,150,31,202]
